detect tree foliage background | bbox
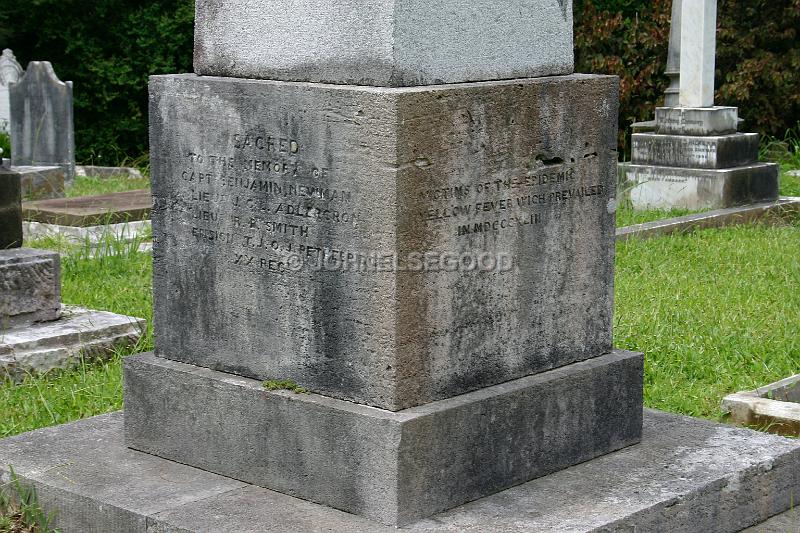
[1,0,798,163]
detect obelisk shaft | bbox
[679,0,717,107]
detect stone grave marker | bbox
[124,0,643,526]
[0,49,24,133]
[1,2,799,531]
[22,189,151,227]
[625,0,779,210]
[0,161,146,378]
[9,61,75,180]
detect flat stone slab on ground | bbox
[0,409,798,532]
[22,219,151,245]
[615,197,800,241]
[22,189,151,226]
[74,165,143,179]
[0,305,146,379]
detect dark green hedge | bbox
[575,0,800,155]
[1,0,797,163]
[0,0,194,165]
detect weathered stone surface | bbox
[74,165,143,179]
[124,350,643,526]
[9,62,75,179]
[0,166,22,249]
[193,0,574,87]
[149,73,619,411]
[655,106,738,136]
[2,409,799,532]
[679,0,717,107]
[723,375,800,437]
[743,508,800,533]
[12,165,66,200]
[0,247,60,326]
[631,132,759,169]
[0,306,146,380]
[23,219,151,245]
[23,189,151,226]
[0,49,24,133]
[625,162,779,210]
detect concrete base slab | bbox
[616,197,800,242]
[23,189,151,226]
[124,350,644,526]
[0,306,146,379]
[22,219,151,244]
[625,162,779,210]
[0,409,798,532]
[723,374,800,437]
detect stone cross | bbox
[9,61,75,179]
[0,49,24,133]
[679,0,717,108]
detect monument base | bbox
[624,162,779,210]
[1,409,798,532]
[124,351,643,526]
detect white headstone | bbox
[0,49,24,133]
[679,0,717,108]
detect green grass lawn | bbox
[66,174,151,198]
[2,215,798,437]
[0,240,152,438]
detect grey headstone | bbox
[9,61,75,179]
[124,350,644,526]
[0,166,23,248]
[0,49,24,133]
[193,0,575,86]
[149,73,620,412]
[0,247,61,327]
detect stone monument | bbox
[124,0,642,526]
[0,49,24,134]
[9,61,76,182]
[626,0,779,210]
[1,2,799,531]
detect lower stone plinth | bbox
[625,162,779,210]
[124,350,643,526]
[631,132,759,169]
[0,306,146,379]
[1,409,798,532]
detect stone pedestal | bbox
[627,107,779,210]
[127,70,635,525]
